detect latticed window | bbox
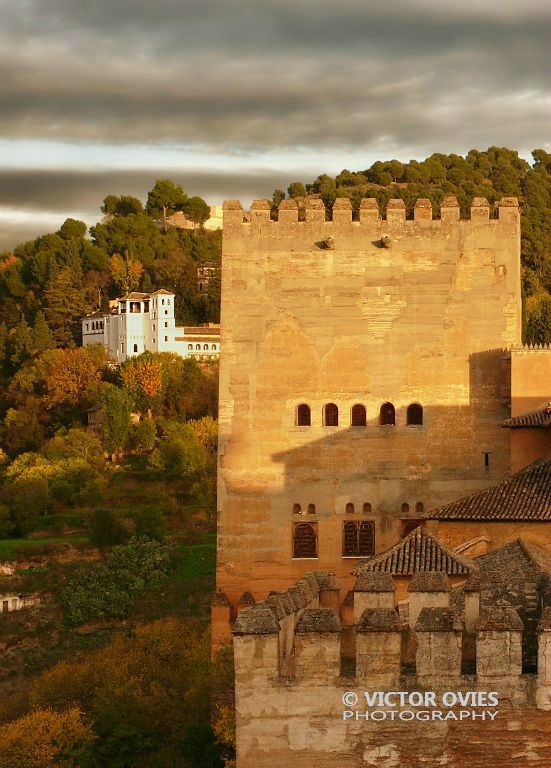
[351,404,367,426]
[415,501,424,514]
[293,523,317,558]
[407,403,423,425]
[342,521,375,557]
[380,402,395,425]
[296,403,311,426]
[324,403,339,426]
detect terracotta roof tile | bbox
[502,403,551,428]
[426,459,551,521]
[353,526,473,576]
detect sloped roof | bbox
[426,459,551,521]
[120,292,150,300]
[149,289,175,296]
[353,526,473,576]
[476,540,551,586]
[502,403,551,428]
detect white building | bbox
[81,289,220,364]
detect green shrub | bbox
[59,536,174,626]
[129,506,167,541]
[126,418,157,452]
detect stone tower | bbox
[215,195,521,645]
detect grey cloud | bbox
[0,0,548,152]
[0,45,548,153]
[0,168,297,213]
[0,166,300,249]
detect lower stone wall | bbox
[235,677,551,768]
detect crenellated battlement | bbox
[223,195,520,235]
[232,571,550,706]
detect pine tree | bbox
[32,310,55,353]
[9,317,34,367]
[44,266,90,347]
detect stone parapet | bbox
[408,572,451,631]
[537,608,551,710]
[353,572,395,621]
[356,608,402,685]
[415,607,463,680]
[294,608,341,681]
[223,196,519,233]
[476,606,523,679]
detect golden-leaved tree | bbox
[0,707,94,768]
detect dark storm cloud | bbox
[0,0,549,152]
[0,168,295,213]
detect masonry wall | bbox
[511,347,551,415]
[509,347,551,471]
[430,521,551,557]
[233,575,551,768]
[217,197,521,611]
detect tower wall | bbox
[217,197,522,611]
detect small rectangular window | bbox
[165,321,168,328]
[484,452,490,468]
[164,336,168,342]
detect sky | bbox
[0,0,549,249]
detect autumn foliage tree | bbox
[109,251,144,294]
[27,617,222,767]
[0,707,94,768]
[120,353,165,414]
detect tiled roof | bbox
[121,292,150,300]
[353,526,473,576]
[426,459,551,521]
[502,403,551,428]
[149,289,175,296]
[83,310,109,319]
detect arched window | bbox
[407,403,423,425]
[307,504,316,515]
[293,523,317,558]
[211,344,216,350]
[188,344,193,350]
[133,344,138,353]
[293,503,302,515]
[351,404,367,426]
[324,403,339,427]
[196,344,200,350]
[415,502,424,514]
[401,502,410,514]
[343,520,375,557]
[345,502,355,514]
[363,502,372,515]
[380,402,395,425]
[296,404,311,426]
[204,344,208,350]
